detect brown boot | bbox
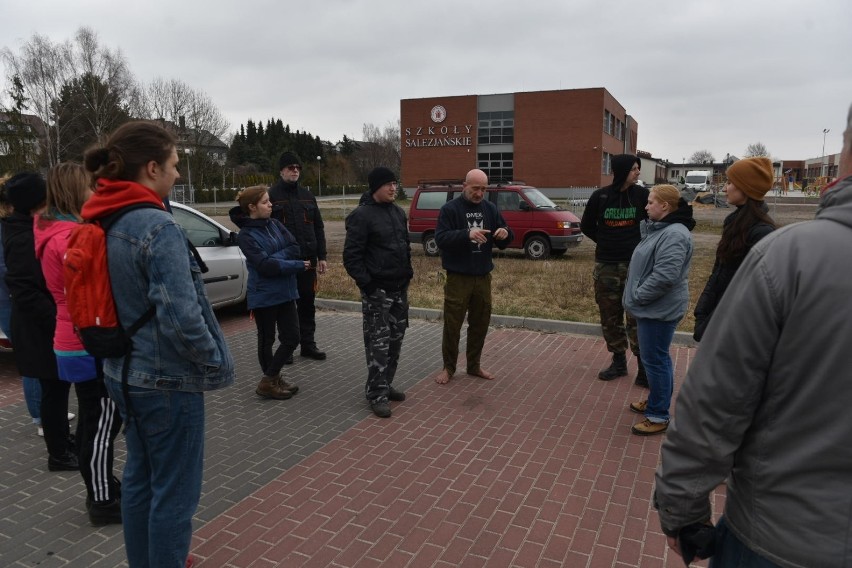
[256,376,293,400]
[275,375,299,395]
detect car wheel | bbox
[423,233,439,256]
[524,236,551,260]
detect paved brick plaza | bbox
[0,308,718,567]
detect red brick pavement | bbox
[191,327,720,567]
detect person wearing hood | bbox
[693,157,776,341]
[623,185,695,436]
[82,121,234,568]
[654,104,852,567]
[580,154,650,386]
[2,171,79,470]
[34,162,124,525]
[343,167,413,418]
[229,186,310,400]
[268,151,328,361]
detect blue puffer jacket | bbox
[230,207,305,310]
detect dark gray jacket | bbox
[655,175,852,567]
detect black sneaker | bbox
[300,347,327,360]
[370,398,392,418]
[284,354,294,365]
[88,499,122,526]
[48,451,79,472]
[388,387,406,402]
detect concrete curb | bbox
[316,298,698,347]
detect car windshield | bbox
[686,175,707,183]
[522,188,560,209]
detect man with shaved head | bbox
[434,169,513,385]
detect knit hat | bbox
[726,157,773,201]
[368,167,397,193]
[278,151,302,171]
[3,172,47,213]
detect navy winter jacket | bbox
[230,207,305,310]
[434,196,513,276]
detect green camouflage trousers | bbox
[593,261,639,355]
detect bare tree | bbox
[359,120,401,177]
[2,27,139,164]
[2,33,72,166]
[744,142,770,158]
[141,78,229,189]
[689,149,715,164]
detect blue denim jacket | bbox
[103,207,235,392]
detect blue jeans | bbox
[711,517,782,568]
[106,380,205,568]
[636,318,678,422]
[23,376,42,424]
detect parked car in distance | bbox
[408,181,583,260]
[170,201,247,309]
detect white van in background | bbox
[685,170,711,193]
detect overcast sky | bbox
[2,0,850,164]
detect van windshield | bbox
[686,175,708,183]
[522,188,560,209]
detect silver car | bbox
[170,202,247,309]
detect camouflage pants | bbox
[593,262,639,355]
[361,288,409,402]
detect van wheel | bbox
[423,234,439,256]
[524,236,550,260]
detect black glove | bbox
[678,522,716,566]
[362,281,380,295]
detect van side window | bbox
[416,191,449,210]
[496,191,521,212]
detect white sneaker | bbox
[37,426,44,437]
[67,412,76,421]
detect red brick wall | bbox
[400,96,478,187]
[400,89,637,189]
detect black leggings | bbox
[253,301,300,377]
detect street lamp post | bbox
[317,156,322,196]
[822,128,830,179]
[184,148,192,204]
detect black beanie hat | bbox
[278,151,302,171]
[368,167,397,193]
[3,172,47,214]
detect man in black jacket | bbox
[268,151,328,360]
[434,169,512,385]
[343,167,413,418]
[580,154,649,385]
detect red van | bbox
[408,181,583,260]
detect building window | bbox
[603,110,612,135]
[615,119,624,141]
[477,152,513,182]
[477,111,514,145]
[601,152,612,175]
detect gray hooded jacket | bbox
[654,175,852,567]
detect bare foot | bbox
[435,369,453,384]
[468,368,496,380]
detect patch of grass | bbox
[309,199,815,334]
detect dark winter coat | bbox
[267,179,327,261]
[230,207,305,310]
[1,212,59,379]
[692,206,774,341]
[343,192,413,294]
[434,195,513,276]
